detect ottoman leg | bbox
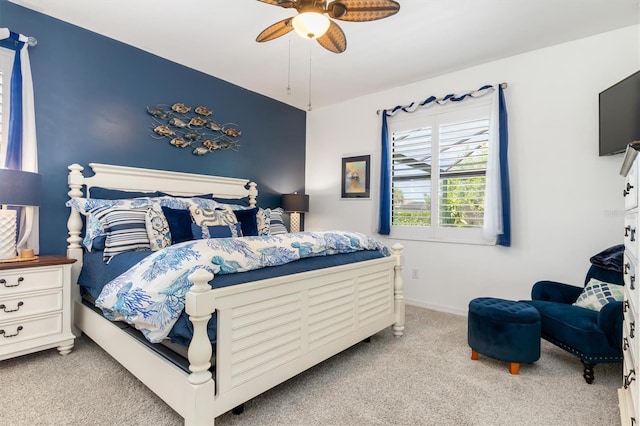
[471,349,479,360]
[509,362,520,375]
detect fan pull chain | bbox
[307,47,312,111]
[286,35,292,96]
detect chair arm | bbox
[598,301,624,350]
[531,280,583,304]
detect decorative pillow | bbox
[145,203,171,251]
[67,197,158,215]
[161,206,193,244]
[266,207,287,235]
[156,195,222,211]
[189,205,238,227]
[68,197,158,251]
[573,278,625,312]
[91,235,107,251]
[83,212,106,251]
[90,206,151,262]
[89,187,162,200]
[233,207,259,237]
[213,197,250,207]
[158,192,215,200]
[256,208,269,236]
[190,222,242,239]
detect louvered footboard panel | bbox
[230,292,303,387]
[212,256,397,415]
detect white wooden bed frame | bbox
[66,163,404,425]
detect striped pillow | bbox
[267,207,287,235]
[91,206,151,262]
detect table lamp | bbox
[0,169,42,260]
[282,192,309,233]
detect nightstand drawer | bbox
[0,290,62,321]
[0,268,63,297]
[0,313,62,347]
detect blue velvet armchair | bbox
[523,264,624,384]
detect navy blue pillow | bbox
[158,192,214,199]
[213,197,250,207]
[89,187,161,199]
[161,206,193,244]
[233,207,259,236]
[91,235,107,251]
[191,222,242,239]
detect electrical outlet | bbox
[411,268,419,279]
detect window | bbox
[388,101,491,243]
[0,70,3,153]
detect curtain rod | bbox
[376,82,508,115]
[0,28,37,47]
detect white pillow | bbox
[145,202,171,251]
[573,278,625,312]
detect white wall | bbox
[305,26,640,315]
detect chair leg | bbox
[581,361,595,384]
[471,349,479,360]
[509,362,520,375]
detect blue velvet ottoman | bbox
[468,297,541,374]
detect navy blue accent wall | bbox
[0,2,306,255]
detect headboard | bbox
[66,163,257,283]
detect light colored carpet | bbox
[1,305,622,426]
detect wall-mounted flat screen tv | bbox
[599,70,640,156]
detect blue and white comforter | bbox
[96,231,389,343]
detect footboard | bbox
[185,244,404,423]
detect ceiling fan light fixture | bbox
[292,12,330,39]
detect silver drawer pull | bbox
[0,301,23,313]
[624,337,630,351]
[631,322,636,339]
[0,325,23,338]
[624,300,630,313]
[0,277,24,288]
[631,275,636,291]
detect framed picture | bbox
[341,155,370,199]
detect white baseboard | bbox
[405,298,468,317]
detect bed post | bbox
[67,164,85,336]
[184,268,216,425]
[67,164,84,283]
[247,182,258,207]
[391,243,405,337]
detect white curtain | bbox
[482,87,502,242]
[0,28,39,253]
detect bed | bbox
[66,162,405,425]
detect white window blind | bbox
[438,117,489,228]
[0,71,3,147]
[389,102,491,243]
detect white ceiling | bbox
[8,0,640,111]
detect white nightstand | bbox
[0,255,76,361]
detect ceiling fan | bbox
[256,0,400,54]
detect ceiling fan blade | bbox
[257,0,296,8]
[256,17,294,42]
[328,0,400,22]
[316,20,347,54]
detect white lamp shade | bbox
[292,12,330,39]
